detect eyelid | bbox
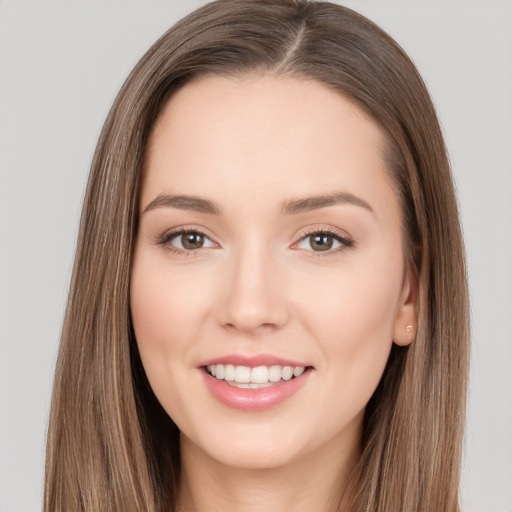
[294,225,352,242]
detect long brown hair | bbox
[44,1,470,510]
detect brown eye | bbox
[181,231,205,250]
[295,230,354,255]
[161,229,216,253]
[310,233,334,251]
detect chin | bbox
[183,409,360,474]
[181,420,314,470]
[204,443,302,470]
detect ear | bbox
[392,264,419,346]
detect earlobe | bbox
[393,267,419,346]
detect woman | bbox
[44,1,470,511]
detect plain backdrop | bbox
[0,1,511,511]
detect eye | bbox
[159,229,216,254]
[158,227,353,257]
[294,229,354,255]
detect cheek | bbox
[321,270,399,347]
[129,249,214,416]
[299,249,403,407]
[130,256,224,439]
[131,252,210,353]
[131,270,180,360]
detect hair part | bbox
[44,1,470,511]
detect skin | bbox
[130,75,417,512]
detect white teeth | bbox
[226,380,273,389]
[234,366,251,383]
[249,382,271,388]
[234,382,250,388]
[216,364,225,379]
[281,366,293,381]
[251,366,269,383]
[224,364,235,381]
[207,364,307,385]
[268,365,282,382]
[293,366,305,377]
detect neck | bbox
[177,430,360,512]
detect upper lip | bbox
[199,353,311,368]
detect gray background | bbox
[1,1,511,511]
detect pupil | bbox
[312,234,333,251]
[183,232,204,250]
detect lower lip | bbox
[201,369,311,412]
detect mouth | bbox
[204,363,308,389]
[200,360,313,411]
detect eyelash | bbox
[157,227,355,258]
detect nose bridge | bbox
[217,232,288,333]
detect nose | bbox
[216,238,290,334]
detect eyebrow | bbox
[142,191,374,216]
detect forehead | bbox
[142,74,398,222]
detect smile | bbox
[206,364,306,388]
[200,359,312,411]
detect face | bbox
[131,75,417,470]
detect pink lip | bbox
[200,367,312,412]
[199,353,309,368]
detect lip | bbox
[199,353,310,368]
[199,355,312,412]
